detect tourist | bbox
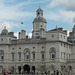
[6,71,8,75]
[48,70,50,75]
[60,70,62,75]
[54,70,55,75]
[2,70,6,75]
[57,70,59,75]
[45,71,47,75]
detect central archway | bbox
[23,65,30,73]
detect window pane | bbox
[19,54,21,60]
[33,53,35,59]
[1,56,4,60]
[52,54,55,58]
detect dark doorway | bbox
[32,66,35,74]
[18,66,21,74]
[23,65,30,73]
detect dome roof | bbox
[1,28,8,35]
[33,17,46,23]
[36,8,43,12]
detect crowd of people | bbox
[2,70,8,75]
[45,70,63,75]
[2,70,63,75]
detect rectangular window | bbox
[64,53,65,59]
[19,47,21,49]
[64,44,65,47]
[33,47,35,49]
[1,56,4,60]
[33,53,35,60]
[19,54,21,60]
[51,34,54,38]
[12,54,14,60]
[42,53,44,61]
[61,35,62,38]
[64,36,65,39]
[42,54,44,59]
[1,38,3,41]
[61,53,62,58]
[12,48,14,50]
[42,46,44,49]
[26,55,29,59]
[52,54,55,58]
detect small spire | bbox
[39,3,40,8]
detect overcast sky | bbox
[0,0,75,38]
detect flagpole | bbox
[21,22,23,30]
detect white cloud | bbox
[67,30,70,37]
[0,0,34,21]
[48,0,75,11]
[45,9,75,23]
[28,33,32,38]
[0,0,35,32]
[46,0,75,25]
[0,22,14,33]
[48,0,64,8]
[73,17,75,23]
[14,32,18,39]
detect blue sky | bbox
[0,0,75,37]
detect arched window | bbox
[26,52,30,59]
[0,50,4,61]
[24,51,30,61]
[41,51,45,61]
[23,48,30,61]
[32,52,35,60]
[18,52,21,61]
[11,52,15,61]
[50,48,56,59]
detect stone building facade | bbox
[0,7,74,74]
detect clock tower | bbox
[32,6,47,39]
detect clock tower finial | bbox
[39,3,40,8]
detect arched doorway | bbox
[23,65,30,73]
[32,66,35,74]
[18,66,21,74]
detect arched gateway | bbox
[23,65,30,73]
